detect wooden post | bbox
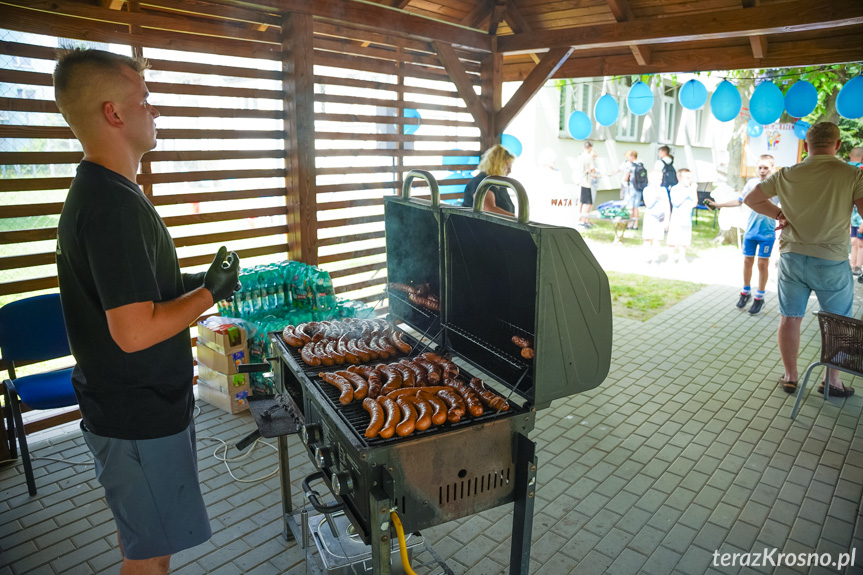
[282,12,318,265]
[480,49,502,151]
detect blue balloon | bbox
[501,133,522,157]
[793,120,811,140]
[594,94,619,127]
[784,81,817,119]
[750,81,784,125]
[402,108,421,135]
[678,79,708,110]
[837,76,863,119]
[747,119,763,138]
[567,111,592,140]
[442,151,479,166]
[627,81,654,116]
[710,80,742,122]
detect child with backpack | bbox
[626,151,648,230]
[653,145,678,207]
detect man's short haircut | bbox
[627,149,638,159]
[805,122,840,150]
[583,140,593,150]
[53,48,149,120]
[658,145,670,154]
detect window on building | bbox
[559,81,596,138]
[617,99,638,141]
[660,83,677,143]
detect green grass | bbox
[607,271,704,322]
[580,209,721,256]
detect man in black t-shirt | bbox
[54,49,241,574]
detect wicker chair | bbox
[791,311,863,419]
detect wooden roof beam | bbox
[750,35,767,59]
[502,1,540,64]
[497,46,574,132]
[433,41,489,135]
[630,44,651,65]
[391,0,412,8]
[497,0,863,53]
[462,0,494,30]
[605,0,651,66]
[488,0,507,35]
[101,0,125,8]
[209,0,492,52]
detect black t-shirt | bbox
[56,161,193,440]
[462,172,516,214]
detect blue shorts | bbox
[81,421,211,560]
[627,188,643,210]
[777,253,854,318]
[742,236,774,258]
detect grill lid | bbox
[383,170,444,345]
[442,176,612,408]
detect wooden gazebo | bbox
[0,0,861,435]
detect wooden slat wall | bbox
[312,23,482,306]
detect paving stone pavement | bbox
[2,281,863,575]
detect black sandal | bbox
[779,377,797,394]
[817,383,855,398]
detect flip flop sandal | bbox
[779,377,797,394]
[817,383,855,398]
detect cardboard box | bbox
[198,380,250,414]
[197,363,249,393]
[197,321,246,355]
[196,343,247,375]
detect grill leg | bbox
[510,433,537,575]
[369,488,392,575]
[277,434,295,541]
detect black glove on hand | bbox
[203,246,241,303]
[181,271,206,294]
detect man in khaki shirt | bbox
[745,122,863,398]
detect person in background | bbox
[848,147,863,277]
[462,144,515,217]
[53,49,241,575]
[653,145,677,206]
[666,168,698,263]
[576,140,596,228]
[744,122,863,398]
[641,170,670,264]
[616,149,635,201]
[705,155,777,315]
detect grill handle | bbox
[235,358,277,374]
[302,471,346,514]
[473,175,530,223]
[401,169,440,207]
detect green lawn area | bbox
[607,271,704,322]
[580,209,721,256]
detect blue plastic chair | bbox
[0,294,78,496]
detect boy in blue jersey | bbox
[706,155,777,314]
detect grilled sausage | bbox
[448,380,484,417]
[378,396,399,439]
[326,340,345,364]
[347,338,371,363]
[468,377,510,411]
[282,325,304,348]
[319,372,353,405]
[336,370,369,400]
[388,282,416,295]
[414,358,441,384]
[400,359,427,386]
[355,366,382,399]
[363,398,385,439]
[294,323,313,344]
[315,341,335,367]
[338,336,361,364]
[377,364,403,394]
[310,323,326,343]
[377,334,398,358]
[521,347,535,359]
[355,338,379,361]
[395,397,417,437]
[300,341,321,366]
[511,335,532,349]
[436,388,466,423]
[406,394,432,431]
[386,388,418,400]
[393,362,415,387]
[419,390,447,426]
[368,336,388,359]
[390,330,412,354]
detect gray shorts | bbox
[81,421,212,560]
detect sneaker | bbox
[853,266,862,276]
[748,298,764,315]
[736,292,751,308]
[859,274,863,285]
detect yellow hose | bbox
[390,510,418,575]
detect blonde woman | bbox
[462,144,516,216]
